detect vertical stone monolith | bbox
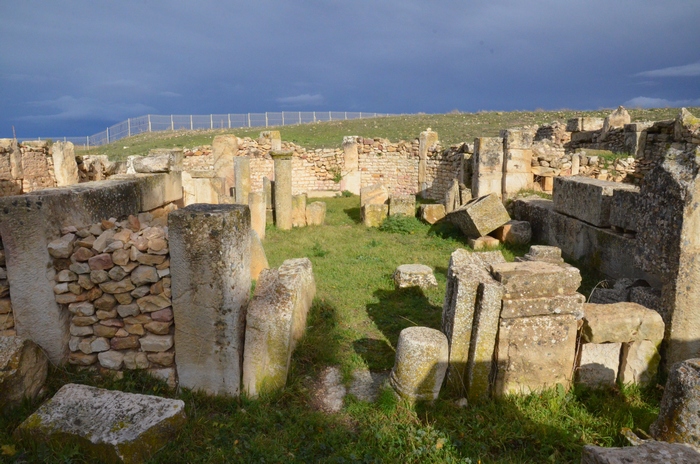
[292,194,307,227]
[168,204,251,396]
[248,192,266,240]
[342,136,361,195]
[272,151,293,230]
[234,156,251,205]
[472,137,504,198]
[212,135,238,196]
[419,129,439,194]
[51,141,79,187]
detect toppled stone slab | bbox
[490,220,531,245]
[581,302,665,343]
[516,244,564,264]
[449,193,511,238]
[553,177,638,227]
[0,336,48,409]
[392,264,437,289]
[243,258,316,397]
[362,203,388,227]
[419,204,445,224]
[389,326,448,402]
[577,342,622,388]
[581,441,700,463]
[360,182,388,207]
[389,194,416,217]
[490,261,581,299]
[500,293,585,319]
[651,358,700,447]
[14,383,185,463]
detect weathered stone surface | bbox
[389,327,448,402]
[292,194,307,227]
[609,187,639,232]
[389,195,415,217]
[619,340,660,385]
[0,336,48,409]
[651,358,700,448]
[111,335,140,351]
[581,302,665,343]
[89,253,114,271]
[360,182,389,207]
[490,220,531,245]
[420,204,446,224]
[272,151,293,230]
[51,141,80,187]
[132,148,183,173]
[248,191,267,240]
[449,193,511,238]
[581,441,700,463]
[472,137,504,198]
[139,334,173,352]
[243,258,315,397]
[100,278,135,294]
[500,293,585,318]
[566,117,604,132]
[494,314,578,395]
[250,230,269,281]
[48,234,75,259]
[392,264,438,289]
[169,204,251,396]
[305,201,326,226]
[577,342,622,388]
[130,265,159,287]
[123,351,150,370]
[468,235,500,250]
[442,249,505,395]
[361,203,388,227]
[234,156,251,205]
[553,176,638,227]
[445,179,461,214]
[14,383,185,463]
[491,261,581,299]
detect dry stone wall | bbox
[0,240,13,336]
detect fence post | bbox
[298,112,301,124]
[128,118,131,137]
[106,127,110,143]
[313,112,316,123]
[247,113,251,127]
[265,112,268,127]
[148,115,152,132]
[329,111,332,121]
[345,112,347,120]
[87,136,89,150]
[190,115,193,130]
[171,115,174,131]
[210,114,213,129]
[359,112,362,119]
[228,114,231,129]
[282,112,284,126]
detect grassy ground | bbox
[0,196,661,463]
[85,107,700,161]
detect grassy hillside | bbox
[86,107,700,161]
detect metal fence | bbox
[23,111,390,148]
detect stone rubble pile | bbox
[47,211,176,382]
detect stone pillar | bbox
[51,141,79,187]
[248,192,266,240]
[211,135,238,196]
[272,151,293,230]
[292,194,307,227]
[389,326,448,402]
[168,204,251,396]
[341,136,361,195]
[418,129,438,194]
[234,156,251,205]
[501,129,534,198]
[472,137,504,198]
[571,154,580,176]
[263,177,273,210]
[260,131,282,151]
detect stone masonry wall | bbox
[0,239,13,335]
[49,210,176,380]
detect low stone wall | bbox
[0,239,13,335]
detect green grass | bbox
[85,107,700,161]
[0,196,661,463]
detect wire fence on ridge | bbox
[23,111,391,148]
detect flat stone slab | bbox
[490,261,581,299]
[501,293,585,319]
[14,383,186,463]
[581,302,665,343]
[515,245,564,264]
[553,176,638,227]
[449,193,511,238]
[581,441,700,463]
[392,264,438,289]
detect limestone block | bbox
[0,336,49,409]
[212,135,238,193]
[51,141,79,187]
[389,194,415,217]
[392,264,437,289]
[501,128,535,150]
[14,383,186,463]
[581,441,700,463]
[603,106,631,133]
[460,186,472,206]
[169,204,251,396]
[502,172,533,196]
[272,151,293,230]
[473,137,504,175]
[566,117,604,132]
[243,258,315,397]
[490,220,532,245]
[577,342,621,388]
[466,279,503,401]
[445,179,461,213]
[609,187,639,232]
[248,192,266,240]
[651,358,700,447]
[494,314,578,395]
[553,176,638,227]
[468,236,500,250]
[292,194,307,227]
[449,193,511,238]
[389,326,448,402]
[517,245,564,263]
[250,230,269,281]
[442,249,505,394]
[501,293,585,319]
[234,156,251,205]
[305,201,326,226]
[132,149,183,173]
[362,203,388,227]
[420,204,445,224]
[619,340,660,385]
[360,182,389,207]
[473,172,503,198]
[581,302,664,343]
[490,261,582,299]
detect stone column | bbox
[501,129,534,198]
[234,156,251,205]
[168,204,251,396]
[472,137,504,198]
[51,141,79,187]
[341,136,361,195]
[272,150,293,230]
[260,131,282,151]
[211,135,238,196]
[419,129,438,194]
[389,326,448,402]
[248,192,266,240]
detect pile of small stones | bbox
[47,211,175,375]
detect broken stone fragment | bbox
[0,335,49,410]
[650,358,700,448]
[419,204,446,224]
[392,264,438,289]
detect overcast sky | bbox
[1,1,699,138]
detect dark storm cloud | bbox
[1,0,698,137]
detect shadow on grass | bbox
[427,219,470,246]
[352,337,395,371]
[343,207,362,224]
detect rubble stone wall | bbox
[0,239,13,335]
